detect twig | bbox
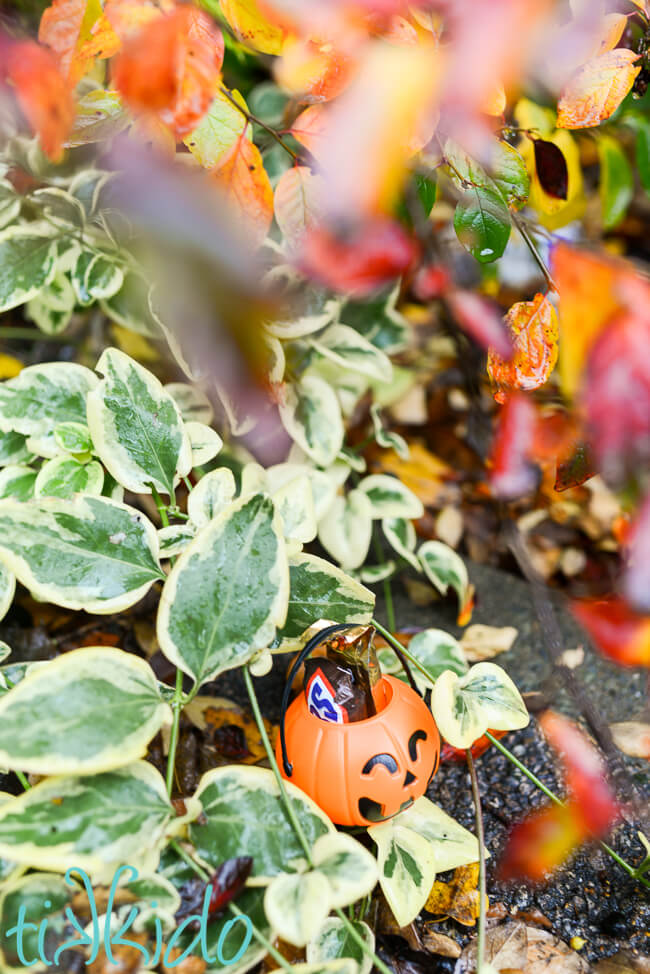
[219,86,303,164]
[466,751,487,973]
[511,212,558,293]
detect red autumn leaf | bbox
[582,309,650,483]
[532,138,568,200]
[488,393,538,500]
[622,491,650,614]
[212,135,274,250]
[299,217,418,296]
[554,440,596,492]
[112,6,224,138]
[498,802,584,882]
[572,597,650,667]
[412,264,451,300]
[447,290,512,359]
[4,39,75,161]
[487,293,559,404]
[441,728,506,763]
[539,711,619,835]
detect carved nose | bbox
[403,770,416,786]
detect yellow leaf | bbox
[220,0,290,55]
[557,49,640,129]
[424,863,485,927]
[369,441,452,508]
[110,323,159,362]
[0,355,23,379]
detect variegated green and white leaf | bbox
[273,474,317,544]
[54,421,92,455]
[404,629,468,691]
[185,421,223,468]
[187,468,236,529]
[0,495,164,612]
[263,333,285,384]
[214,382,257,437]
[0,179,20,230]
[189,765,333,883]
[391,797,481,874]
[0,661,33,697]
[171,886,268,974]
[0,873,76,973]
[31,187,85,228]
[158,523,196,559]
[274,553,374,650]
[0,464,36,501]
[264,299,340,340]
[358,561,395,583]
[100,271,162,338]
[319,489,373,571]
[32,269,75,312]
[67,90,129,148]
[0,761,173,879]
[34,455,104,499]
[356,475,423,520]
[266,463,336,522]
[279,374,344,468]
[72,250,124,304]
[337,448,366,475]
[382,517,420,572]
[0,430,31,467]
[68,169,114,215]
[25,430,59,459]
[87,348,192,496]
[158,493,289,685]
[240,462,267,496]
[25,296,73,335]
[370,404,409,460]
[418,540,471,617]
[287,963,359,974]
[0,794,22,885]
[0,647,171,774]
[264,871,331,947]
[312,832,378,908]
[308,918,374,974]
[309,325,393,383]
[340,286,408,353]
[164,383,213,425]
[307,358,368,420]
[369,823,436,928]
[0,224,58,312]
[0,564,15,624]
[0,362,97,437]
[431,662,529,749]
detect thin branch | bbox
[511,212,558,292]
[466,751,487,972]
[219,85,303,163]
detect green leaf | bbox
[0,464,37,501]
[68,169,114,217]
[0,647,171,774]
[356,475,424,520]
[369,823,435,928]
[272,473,317,544]
[0,362,97,437]
[165,382,214,424]
[630,113,650,195]
[279,373,344,468]
[72,250,124,304]
[158,493,289,685]
[33,268,75,312]
[274,552,375,648]
[0,494,164,612]
[454,185,511,262]
[381,517,420,572]
[311,831,378,908]
[0,179,20,230]
[0,874,75,971]
[370,404,409,460]
[418,540,471,619]
[31,188,85,228]
[87,347,192,496]
[158,523,196,559]
[309,325,393,382]
[54,421,93,455]
[318,490,373,571]
[184,88,248,168]
[358,561,395,583]
[598,134,633,230]
[0,430,32,467]
[403,629,468,691]
[0,563,15,623]
[34,455,104,499]
[431,661,529,748]
[307,918,374,974]
[100,271,162,338]
[0,761,173,879]
[339,286,408,353]
[174,885,269,974]
[185,420,223,468]
[187,467,237,529]
[415,173,437,216]
[0,794,21,884]
[25,295,73,335]
[445,138,529,209]
[265,871,331,947]
[67,88,129,147]
[189,765,333,883]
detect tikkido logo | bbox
[306,669,347,723]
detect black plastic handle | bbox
[279,623,421,777]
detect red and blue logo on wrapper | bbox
[306,668,349,724]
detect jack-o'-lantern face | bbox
[357,728,440,823]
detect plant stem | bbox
[372,532,396,633]
[372,619,432,683]
[219,85,302,163]
[166,667,185,797]
[151,484,170,529]
[485,732,650,887]
[15,770,30,791]
[466,751,487,974]
[0,328,79,343]
[243,666,395,974]
[511,213,558,293]
[170,838,210,881]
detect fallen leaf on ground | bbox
[455,920,527,973]
[424,862,483,926]
[558,647,584,669]
[609,721,650,759]
[184,695,274,763]
[460,624,518,662]
[368,442,453,508]
[525,927,589,973]
[419,926,461,958]
[593,951,650,973]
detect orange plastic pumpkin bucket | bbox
[276,624,441,827]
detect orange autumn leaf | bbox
[275,38,353,103]
[39,0,118,85]
[425,863,483,926]
[5,40,75,161]
[487,293,558,404]
[290,104,328,158]
[573,597,650,667]
[104,0,173,39]
[212,135,273,249]
[557,49,640,129]
[112,6,224,138]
